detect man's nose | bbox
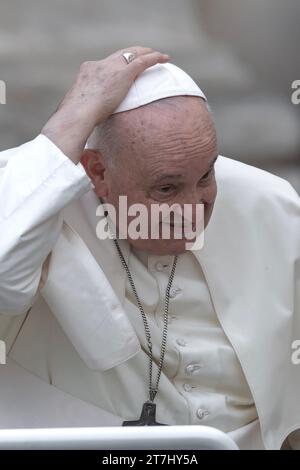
[173,201,204,224]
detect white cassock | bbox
[0,64,299,450]
[0,134,299,449]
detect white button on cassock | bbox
[196,408,209,420]
[155,262,164,272]
[185,364,203,375]
[169,286,182,298]
[183,383,193,392]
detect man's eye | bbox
[201,167,213,181]
[158,185,174,194]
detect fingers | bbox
[111,46,170,69]
[108,46,153,63]
[117,46,154,56]
[94,46,170,75]
[126,51,170,77]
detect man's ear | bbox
[80,149,109,198]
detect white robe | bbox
[0,135,299,449]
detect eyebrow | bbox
[152,155,219,184]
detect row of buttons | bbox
[174,339,207,419]
[179,345,207,420]
[153,260,209,422]
[156,255,205,423]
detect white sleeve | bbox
[0,134,92,315]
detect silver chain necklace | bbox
[113,238,178,426]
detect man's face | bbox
[84,96,218,255]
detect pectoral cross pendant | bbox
[122,402,167,426]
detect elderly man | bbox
[0,47,299,450]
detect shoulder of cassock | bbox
[216,155,299,215]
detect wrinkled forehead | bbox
[115,95,211,136]
[116,98,217,170]
[85,96,216,171]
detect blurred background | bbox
[0,0,299,193]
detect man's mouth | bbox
[161,220,197,231]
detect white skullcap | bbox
[113,62,207,114]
